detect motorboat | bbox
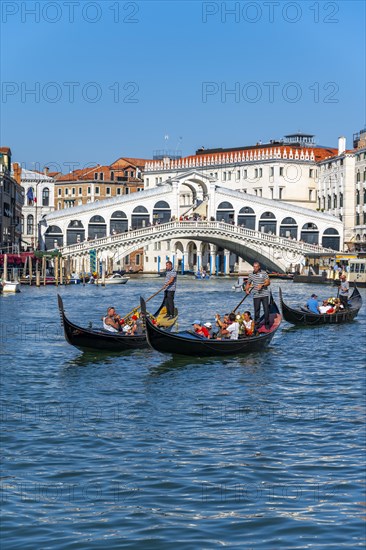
[104,274,130,285]
[1,280,21,293]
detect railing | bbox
[58,221,334,256]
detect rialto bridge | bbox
[40,172,343,273]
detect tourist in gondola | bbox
[245,261,271,329]
[192,320,210,338]
[306,293,320,314]
[242,311,255,336]
[163,260,177,319]
[215,312,229,337]
[319,300,332,314]
[103,307,122,333]
[339,273,349,308]
[203,322,214,338]
[217,313,239,340]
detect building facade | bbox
[317,130,366,251]
[354,129,366,248]
[144,134,337,210]
[13,164,56,250]
[0,148,24,253]
[54,158,147,210]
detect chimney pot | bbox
[338,136,346,155]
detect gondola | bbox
[141,294,282,357]
[58,294,177,352]
[279,285,362,326]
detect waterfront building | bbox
[13,164,55,250]
[54,157,147,210]
[144,133,337,209]
[353,129,366,249]
[0,148,24,253]
[317,129,366,252]
[51,157,149,271]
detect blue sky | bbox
[1,0,364,170]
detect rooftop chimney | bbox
[44,166,49,175]
[338,136,346,155]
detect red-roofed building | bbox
[54,158,149,210]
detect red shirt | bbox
[196,326,210,338]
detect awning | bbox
[0,253,36,266]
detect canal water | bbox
[1,277,365,549]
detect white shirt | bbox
[227,322,239,340]
[319,305,331,314]
[102,317,119,333]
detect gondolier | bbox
[245,261,271,329]
[163,260,177,319]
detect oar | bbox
[123,285,166,319]
[232,287,253,313]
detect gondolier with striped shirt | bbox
[245,261,271,329]
[163,260,177,319]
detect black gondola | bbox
[58,294,177,352]
[279,285,362,326]
[141,294,282,357]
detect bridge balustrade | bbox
[56,221,333,257]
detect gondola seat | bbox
[257,313,281,333]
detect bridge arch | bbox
[180,175,209,199]
[237,206,256,229]
[67,220,85,245]
[259,211,277,234]
[110,211,128,234]
[89,215,107,239]
[132,205,149,229]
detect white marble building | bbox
[317,132,366,250]
[18,167,55,249]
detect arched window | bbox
[26,214,34,235]
[110,211,128,234]
[153,201,171,224]
[259,212,277,234]
[88,215,107,240]
[216,201,234,223]
[280,217,298,239]
[67,220,85,245]
[42,187,49,206]
[237,206,255,229]
[322,228,340,251]
[132,205,149,229]
[300,222,319,244]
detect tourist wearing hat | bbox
[339,273,349,308]
[192,320,210,338]
[306,293,320,314]
[203,321,214,338]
